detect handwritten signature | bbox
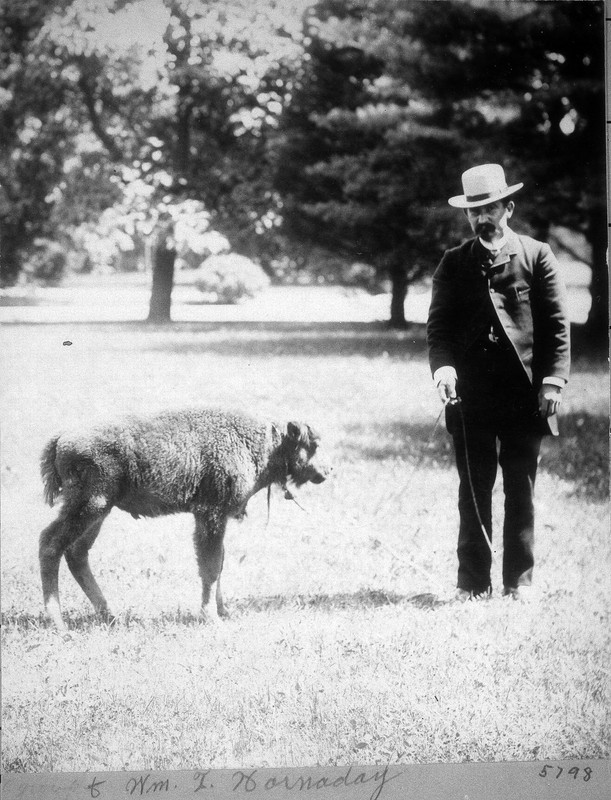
[231,765,402,800]
[85,766,403,799]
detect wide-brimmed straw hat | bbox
[448,163,523,208]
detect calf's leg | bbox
[64,518,112,620]
[39,518,70,630]
[193,511,228,623]
[39,505,109,629]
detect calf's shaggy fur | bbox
[39,407,330,629]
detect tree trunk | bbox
[147,224,175,324]
[0,225,25,286]
[388,264,409,328]
[583,204,608,348]
[0,242,22,286]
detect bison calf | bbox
[39,407,330,629]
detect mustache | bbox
[475,222,496,234]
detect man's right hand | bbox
[433,366,458,404]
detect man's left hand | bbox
[538,383,562,418]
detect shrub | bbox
[278,247,385,292]
[176,230,230,270]
[194,254,270,304]
[340,261,382,293]
[22,239,68,285]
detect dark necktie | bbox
[481,250,510,278]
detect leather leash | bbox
[371,396,494,559]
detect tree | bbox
[5,0,604,338]
[147,218,175,322]
[503,1,606,344]
[3,0,309,318]
[0,0,78,285]
[370,0,606,340]
[275,0,606,335]
[274,9,462,326]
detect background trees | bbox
[274,0,605,334]
[1,0,605,339]
[391,0,606,341]
[1,0,309,317]
[0,0,78,284]
[273,2,463,327]
[275,25,458,326]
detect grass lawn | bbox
[1,311,609,772]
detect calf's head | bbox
[282,421,331,487]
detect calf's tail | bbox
[41,436,62,506]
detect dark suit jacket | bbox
[427,229,570,435]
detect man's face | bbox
[465,199,514,242]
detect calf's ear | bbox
[287,421,307,442]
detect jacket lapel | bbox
[473,231,518,277]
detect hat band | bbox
[465,190,505,202]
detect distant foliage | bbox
[176,230,231,270]
[194,254,270,304]
[295,251,385,292]
[174,212,230,271]
[320,259,384,293]
[22,239,68,285]
[66,192,231,275]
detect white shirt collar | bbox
[478,226,512,252]
[478,234,508,252]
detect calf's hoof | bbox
[44,600,66,632]
[199,607,222,626]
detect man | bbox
[427,163,570,601]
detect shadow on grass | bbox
[4,319,605,360]
[0,295,41,306]
[339,419,454,464]
[2,319,429,359]
[341,413,608,502]
[1,591,448,632]
[541,411,609,502]
[140,321,429,360]
[230,589,448,614]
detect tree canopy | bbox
[0,0,605,339]
[274,0,605,331]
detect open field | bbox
[1,284,609,772]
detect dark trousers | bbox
[451,411,542,593]
[448,342,545,593]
